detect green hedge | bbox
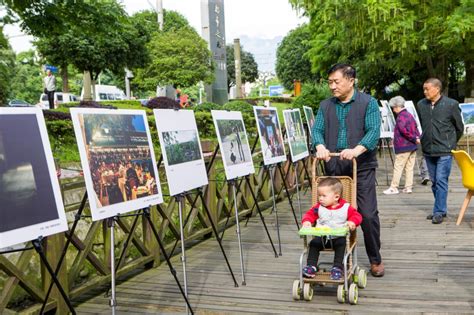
[193,102,220,112]
[45,98,269,163]
[292,83,331,118]
[230,96,293,104]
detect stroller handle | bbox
[311,152,358,208]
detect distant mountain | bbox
[230,35,283,74]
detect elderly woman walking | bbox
[384,96,421,195]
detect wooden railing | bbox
[0,146,313,314]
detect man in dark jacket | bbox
[312,63,384,277]
[416,78,464,224]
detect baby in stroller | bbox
[301,177,362,280]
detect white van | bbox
[81,85,127,101]
[38,92,80,109]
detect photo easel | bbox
[378,137,394,185]
[166,146,239,288]
[265,164,282,256]
[1,237,76,315]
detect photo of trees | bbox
[216,119,252,166]
[283,110,308,158]
[162,130,202,166]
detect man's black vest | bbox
[320,92,378,171]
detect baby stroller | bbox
[292,153,367,304]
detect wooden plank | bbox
[74,161,474,314]
[0,256,45,302]
[0,250,34,311]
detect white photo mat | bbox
[253,106,287,166]
[303,106,315,138]
[0,108,68,249]
[283,109,309,162]
[404,100,422,135]
[71,108,163,221]
[211,110,255,180]
[379,100,396,138]
[154,109,208,196]
[460,103,474,134]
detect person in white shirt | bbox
[43,69,56,109]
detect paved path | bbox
[76,161,474,314]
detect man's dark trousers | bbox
[325,159,382,264]
[47,90,55,109]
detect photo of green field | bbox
[162,130,202,166]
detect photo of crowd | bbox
[88,147,158,207]
[78,113,160,208]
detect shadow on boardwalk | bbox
[77,161,474,314]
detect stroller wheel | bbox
[337,284,345,303]
[348,283,358,305]
[357,269,367,288]
[292,280,301,300]
[303,283,313,301]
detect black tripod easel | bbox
[142,206,194,314]
[1,237,76,315]
[165,146,239,288]
[39,192,88,314]
[379,137,394,185]
[275,162,300,230]
[265,164,282,256]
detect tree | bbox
[226,44,258,91]
[5,1,150,100]
[288,0,474,99]
[275,24,319,90]
[134,29,213,90]
[9,50,42,104]
[0,26,15,105]
[132,9,193,35]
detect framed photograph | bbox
[211,110,255,180]
[154,109,208,196]
[283,109,309,162]
[379,100,396,138]
[253,106,287,166]
[459,103,474,134]
[0,108,67,249]
[404,100,422,135]
[303,106,315,138]
[71,108,163,221]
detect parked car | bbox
[81,84,127,101]
[38,92,80,109]
[8,99,35,107]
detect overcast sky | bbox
[4,0,306,53]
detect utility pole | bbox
[157,0,163,30]
[234,38,242,99]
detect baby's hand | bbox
[302,221,312,228]
[347,221,356,231]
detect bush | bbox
[147,96,180,109]
[45,119,80,162]
[43,110,71,121]
[193,102,220,112]
[235,96,293,103]
[194,111,215,139]
[222,100,254,115]
[292,83,331,115]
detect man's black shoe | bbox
[432,214,443,224]
[426,213,447,220]
[421,178,430,185]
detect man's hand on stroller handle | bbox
[315,145,331,161]
[316,145,367,160]
[302,221,312,228]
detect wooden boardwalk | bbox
[76,161,474,314]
